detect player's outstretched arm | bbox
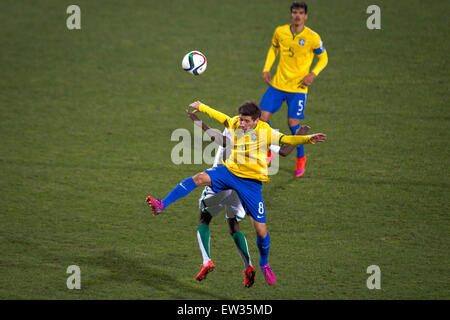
[189,101,231,126]
[280,133,327,145]
[185,109,229,147]
[279,125,311,156]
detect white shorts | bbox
[199,186,246,221]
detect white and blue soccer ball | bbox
[182,51,207,75]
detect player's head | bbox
[290,2,308,25]
[238,101,261,131]
[291,1,307,13]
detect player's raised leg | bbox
[146,172,211,215]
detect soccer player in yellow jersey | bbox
[146,100,326,286]
[187,109,310,288]
[261,2,328,177]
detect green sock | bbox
[232,232,251,268]
[197,224,211,265]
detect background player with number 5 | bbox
[260,2,328,177]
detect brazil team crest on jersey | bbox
[251,133,257,141]
[299,38,305,46]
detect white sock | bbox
[197,230,211,265]
[269,145,280,154]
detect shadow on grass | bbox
[83,249,230,300]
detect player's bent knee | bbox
[193,172,211,186]
[252,220,267,238]
[260,111,272,122]
[288,118,300,127]
[199,210,212,225]
[256,230,267,238]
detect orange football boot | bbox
[295,155,307,177]
[195,260,215,281]
[243,265,256,288]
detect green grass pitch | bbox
[0,0,448,299]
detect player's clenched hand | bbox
[189,101,202,111]
[309,133,327,143]
[263,72,272,85]
[301,72,316,86]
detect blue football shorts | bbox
[204,165,266,223]
[260,85,307,119]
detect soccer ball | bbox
[182,51,207,75]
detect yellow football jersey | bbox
[198,104,314,182]
[263,25,327,93]
[224,116,281,182]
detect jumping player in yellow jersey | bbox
[261,2,328,177]
[146,100,326,286]
[186,109,310,288]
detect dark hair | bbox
[238,101,261,120]
[291,2,307,14]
